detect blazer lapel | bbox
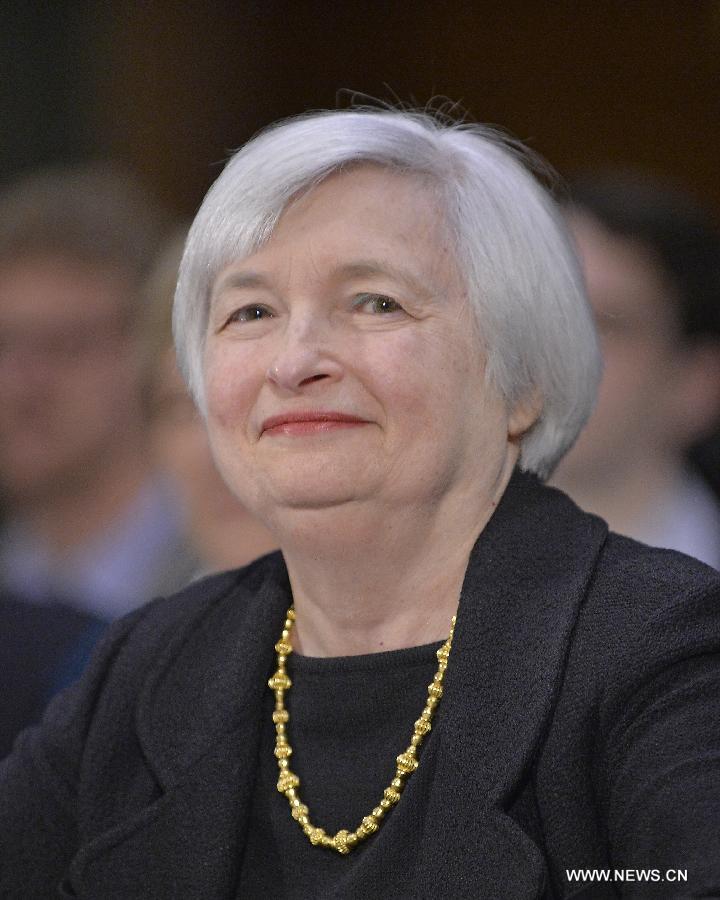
[414,472,608,898]
[67,558,292,899]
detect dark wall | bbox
[1,2,99,178]
[5,2,720,216]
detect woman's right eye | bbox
[226,305,274,325]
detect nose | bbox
[265,313,343,393]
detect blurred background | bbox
[4,1,720,214]
[2,0,719,753]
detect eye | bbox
[353,293,404,315]
[225,304,274,325]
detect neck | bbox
[13,436,153,557]
[552,452,683,539]
[277,455,516,657]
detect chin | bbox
[245,469,367,512]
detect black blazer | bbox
[2,472,719,899]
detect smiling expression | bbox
[202,166,521,525]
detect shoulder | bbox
[585,530,720,635]
[103,550,286,673]
[127,553,275,631]
[566,530,720,715]
[15,552,285,755]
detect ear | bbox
[508,388,543,439]
[667,339,720,444]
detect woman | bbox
[2,108,719,899]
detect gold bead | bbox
[410,733,421,747]
[268,670,292,691]
[436,645,450,662]
[383,786,401,804]
[287,608,296,620]
[298,815,310,827]
[433,671,444,683]
[372,806,384,819]
[391,777,404,790]
[428,683,443,698]
[291,803,309,820]
[414,717,431,735]
[272,709,289,724]
[308,827,325,846]
[274,744,292,759]
[275,640,292,655]
[277,772,300,793]
[396,751,418,774]
[360,815,379,835]
[333,829,351,854]
[278,758,289,770]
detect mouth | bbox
[260,410,371,437]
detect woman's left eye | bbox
[353,293,404,315]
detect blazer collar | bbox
[445,469,608,805]
[135,559,290,792]
[69,562,291,896]
[414,470,608,896]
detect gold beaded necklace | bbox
[268,606,456,855]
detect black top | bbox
[1,471,720,898]
[237,642,442,897]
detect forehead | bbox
[218,166,457,287]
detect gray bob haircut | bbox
[174,108,600,479]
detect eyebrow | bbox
[333,259,431,297]
[212,271,270,295]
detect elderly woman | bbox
[2,109,719,899]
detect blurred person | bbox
[142,233,277,572]
[0,165,196,619]
[552,173,720,568]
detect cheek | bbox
[368,327,486,435]
[203,344,264,429]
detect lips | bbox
[260,410,370,436]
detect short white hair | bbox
[174,108,600,478]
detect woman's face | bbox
[203,167,523,526]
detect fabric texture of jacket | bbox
[2,471,719,899]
